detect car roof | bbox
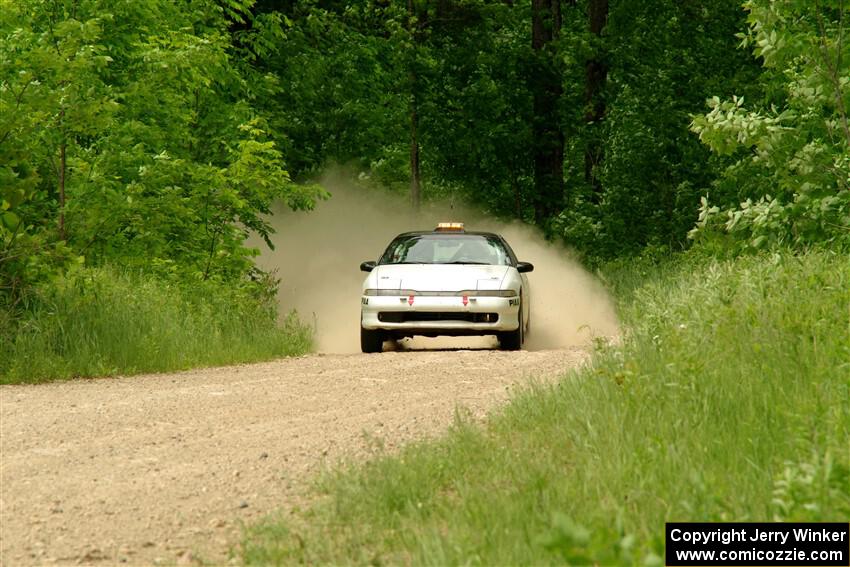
[392,230,503,239]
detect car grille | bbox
[378,312,499,323]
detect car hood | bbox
[372,264,510,292]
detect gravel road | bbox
[0,347,587,565]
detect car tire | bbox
[498,303,523,351]
[360,327,384,353]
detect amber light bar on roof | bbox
[435,222,465,232]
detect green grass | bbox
[242,250,850,565]
[0,267,312,384]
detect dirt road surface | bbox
[1,347,587,565]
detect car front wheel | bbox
[360,327,384,353]
[498,303,524,351]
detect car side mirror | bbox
[516,261,534,273]
[360,261,376,272]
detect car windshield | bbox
[379,234,512,266]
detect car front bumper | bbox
[361,294,520,335]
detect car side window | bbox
[382,237,420,264]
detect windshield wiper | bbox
[445,261,490,265]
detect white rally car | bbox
[359,223,533,353]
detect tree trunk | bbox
[530,0,564,228]
[410,89,421,211]
[584,0,608,203]
[511,170,522,219]
[58,110,67,241]
[408,0,421,211]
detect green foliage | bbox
[557,0,763,258]
[0,0,325,311]
[416,1,534,218]
[256,0,765,258]
[256,2,408,182]
[0,266,312,384]
[242,250,849,564]
[771,452,850,522]
[690,0,850,251]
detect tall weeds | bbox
[1,267,312,384]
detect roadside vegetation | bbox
[243,249,849,564]
[0,267,311,384]
[1,1,321,383]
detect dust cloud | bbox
[254,170,620,353]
